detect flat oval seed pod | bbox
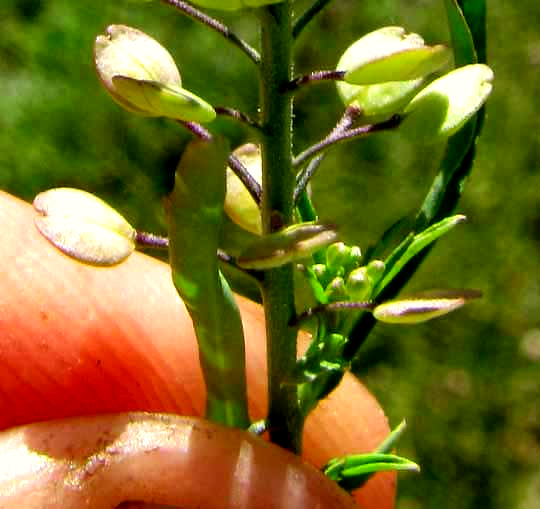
[94,24,215,122]
[33,188,135,266]
[373,289,482,324]
[237,224,338,270]
[33,188,135,240]
[95,24,182,116]
[402,64,494,142]
[339,27,451,86]
[34,216,135,266]
[224,143,262,235]
[112,77,216,123]
[337,78,424,119]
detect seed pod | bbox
[402,64,494,142]
[338,27,451,86]
[224,143,262,235]
[94,25,215,122]
[373,289,482,324]
[33,188,135,266]
[337,79,424,119]
[237,224,338,270]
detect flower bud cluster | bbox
[306,241,385,305]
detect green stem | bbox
[160,0,260,64]
[258,2,303,454]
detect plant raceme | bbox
[28,0,492,495]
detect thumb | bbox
[0,190,395,508]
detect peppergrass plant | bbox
[32,0,491,492]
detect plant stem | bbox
[294,105,363,202]
[214,106,261,129]
[284,70,345,93]
[160,0,260,64]
[135,231,169,249]
[293,114,401,169]
[258,3,302,454]
[180,121,262,203]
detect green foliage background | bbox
[1,1,539,507]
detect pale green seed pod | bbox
[188,0,284,11]
[402,64,494,142]
[337,79,425,120]
[94,25,215,123]
[33,188,136,266]
[336,26,450,119]
[224,143,262,235]
[373,289,482,324]
[237,224,338,270]
[338,27,451,86]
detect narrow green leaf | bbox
[415,121,476,229]
[375,420,407,453]
[364,216,413,262]
[415,0,488,226]
[167,138,250,428]
[444,0,477,66]
[324,452,419,491]
[375,215,466,294]
[458,0,487,64]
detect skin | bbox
[0,191,395,508]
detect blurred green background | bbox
[1,1,539,508]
